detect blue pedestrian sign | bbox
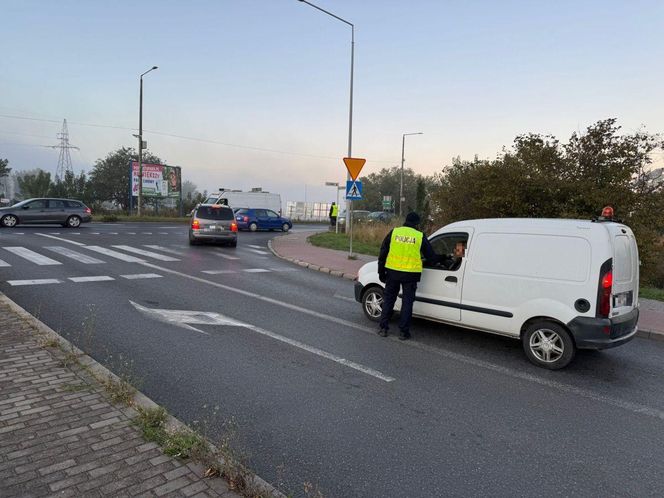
[346,180,363,200]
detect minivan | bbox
[355,217,640,369]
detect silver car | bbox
[0,198,92,228]
[189,204,238,246]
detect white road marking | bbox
[248,244,265,249]
[269,268,299,272]
[91,232,100,235]
[68,276,115,283]
[108,232,118,235]
[127,232,137,235]
[121,273,163,280]
[69,233,81,235]
[49,232,61,235]
[215,253,239,260]
[243,269,271,273]
[158,232,169,235]
[44,246,105,264]
[141,232,153,235]
[143,245,186,256]
[112,245,180,261]
[84,246,145,263]
[2,247,62,266]
[36,233,86,246]
[202,270,237,274]
[247,248,269,255]
[0,259,10,267]
[129,301,394,381]
[333,293,356,303]
[8,279,62,286]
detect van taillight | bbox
[191,219,200,230]
[231,222,238,232]
[598,268,613,318]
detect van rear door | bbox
[610,225,639,317]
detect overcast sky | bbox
[2,0,663,205]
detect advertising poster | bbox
[130,161,180,198]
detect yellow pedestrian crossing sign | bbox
[346,180,362,200]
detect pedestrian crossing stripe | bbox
[111,245,179,262]
[3,247,62,266]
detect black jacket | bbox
[378,222,441,283]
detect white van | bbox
[355,218,640,369]
[204,189,282,214]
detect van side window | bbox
[427,232,469,271]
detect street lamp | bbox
[137,65,158,217]
[399,132,423,217]
[297,0,355,246]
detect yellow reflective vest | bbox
[331,204,339,217]
[385,226,423,273]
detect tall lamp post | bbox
[297,1,355,247]
[399,132,423,218]
[137,65,158,217]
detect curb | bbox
[268,238,357,281]
[0,292,286,498]
[636,328,664,342]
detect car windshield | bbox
[196,206,234,220]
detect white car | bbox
[355,217,640,369]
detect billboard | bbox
[130,161,180,198]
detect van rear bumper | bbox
[567,308,639,350]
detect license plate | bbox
[209,225,216,230]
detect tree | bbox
[353,166,432,214]
[16,169,52,198]
[88,147,163,211]
[0,158,11,199]
[50,170,91,203]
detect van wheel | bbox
[362,286,385,322]
[249,222,258,232]
[522,321,575,370]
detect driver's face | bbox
[454,243,465,258]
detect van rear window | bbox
[613,235,633,283]
[472,233,591,282]
[196,206,234,220]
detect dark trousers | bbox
[379,279,418,333]
[330,216,336,226]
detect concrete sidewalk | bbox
[0,295,280,498]
[270,229,664,341]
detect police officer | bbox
[329,202,338,227]
[377,211,441,340]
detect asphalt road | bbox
[1,222,663,497]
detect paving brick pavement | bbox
[0,296,243,497]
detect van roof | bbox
[439,217,628,232]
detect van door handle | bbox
[445,276,457,283]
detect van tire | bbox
[522,321,575,370]
[362,286,385,322]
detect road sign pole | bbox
[335,187,340,234]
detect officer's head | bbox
[404,212,421,228]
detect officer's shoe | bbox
[378,328,388,337]
[398,331,411,341]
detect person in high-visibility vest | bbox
[329,202,338,227]
[377,211,443,340]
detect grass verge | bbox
[308,232,381,256]
[641,287,664,302]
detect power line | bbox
[0,113,396,164]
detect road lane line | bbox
[333,293,356,303]
[2,247,62,266]
[0,259,10,267]
[121,273,163,280]
[215,253,240,260]
[243,269,271,273]
[202,270,237,274]
[68,276,115,283]
[7,279,62,286]
[247,248,269,255]
[84,246,145,263]
[248,244,265,249]
[44,246,106,264]
[143,245,186,256]
[112,245,180,261]
[269,268,300,272]
[36,233,86,246]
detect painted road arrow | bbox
[129,301,395,382]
